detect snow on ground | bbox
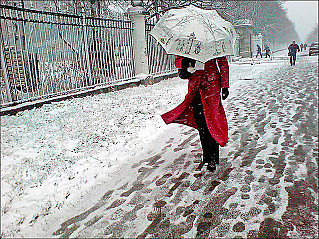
[0,52,308,237]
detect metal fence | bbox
[145,17,176,75]
[0,4,135,107]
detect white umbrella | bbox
[150,5,237,62]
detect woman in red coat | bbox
[161,56,229,172]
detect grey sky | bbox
[283,1,318,43]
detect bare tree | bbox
[306,24,318,44]
[5,0,299,44]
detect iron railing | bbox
[0,4,135,107]
[145,17,176,75]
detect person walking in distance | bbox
[300,43,303,51]
[161,56,229,172]
[256,44,262,58]
[288,41,300,66]
[265,45,271,58]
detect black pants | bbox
[192,91,219,164]
[290,54,296,65]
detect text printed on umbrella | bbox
[176,32,202,55]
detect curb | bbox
[0,72,178,116]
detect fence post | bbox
[0,24,13,103]
[128,5,149,76]
[234,36,240,57]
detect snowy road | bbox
[1,54,318,238]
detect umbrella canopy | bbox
[150,5,237,62]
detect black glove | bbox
[178,68,193,79]
[181,57,195,69]
[222,88,229,100]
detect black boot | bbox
[207,161,216,172]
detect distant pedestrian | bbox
[256,44,262,58]
[304,43,307,50]
[162,56,230,172]
[300,43,304,51]
[288,41,300,66]
[265,45,271,58]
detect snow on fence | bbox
[0,4,136,108]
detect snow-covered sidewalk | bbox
[1,54,318,238]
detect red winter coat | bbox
[161,56,229,146]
